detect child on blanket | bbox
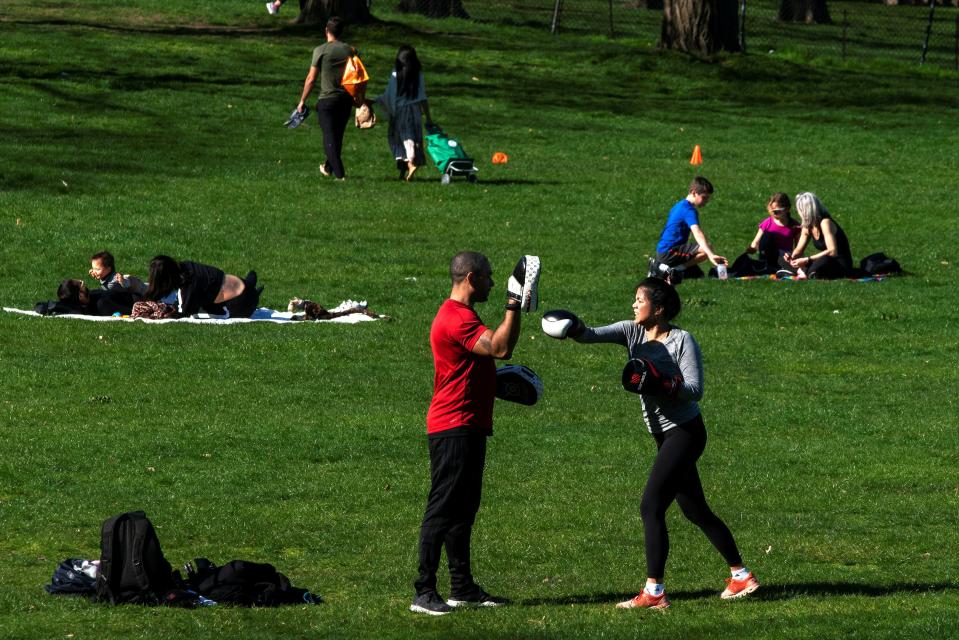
[743,193,801,275]
[89,251,148,296]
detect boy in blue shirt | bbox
[650,177,727,283]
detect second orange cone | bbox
[690,145,703,166]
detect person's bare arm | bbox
[786,228,811,266]
[690,224,726,265]
[470,309,521,359]
[297,66,318,112]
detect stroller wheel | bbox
[467,174,478,184]
[440,174,452,186]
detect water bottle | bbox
[717,263,728,280]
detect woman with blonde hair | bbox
[782,192,855,279]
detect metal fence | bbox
[399,1,959,70]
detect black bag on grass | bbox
[95,511,177,605]
[183,557,320,606]
[860,252,902,275]
[45,558,97,596]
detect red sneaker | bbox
[721,573,760,599]
[616,590,670,609]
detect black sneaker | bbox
[447,588,509,608]
[410,591,453,616]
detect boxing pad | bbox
[541,309,585,340]
[621,358,682,398]
[506,255,541,313]
[495,365,543,406]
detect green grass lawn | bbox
[1,2,958,638]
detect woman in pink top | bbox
[745,192,800,274]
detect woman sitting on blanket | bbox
[780,192,856,280]
[56,279,139,316]
[144,256,262,318]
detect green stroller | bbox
[425,124,478,185]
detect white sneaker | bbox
[266,2,279,15]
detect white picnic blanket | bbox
[3,300,383,324]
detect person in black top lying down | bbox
[144,255,262,319]
[55,278,139,316]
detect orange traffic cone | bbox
[690,145,703,166]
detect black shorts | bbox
[657,242,700,267]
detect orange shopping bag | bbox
[341,49,369,106]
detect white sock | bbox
[645,582,664,597]
[731,567,750,581]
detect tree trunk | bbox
[397,0,470,19]
[777,0,831,24]
[660,0,741,54]
[295,0,372,26]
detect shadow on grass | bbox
[520,592,642,607]
[1,16,314,38]
[748,581,959,600]
[469,179,564,186]
[520,581,959,606]
[369,178,563,186]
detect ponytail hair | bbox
[637,277,681,321]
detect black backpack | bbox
[183,558,320,606]
[95,511,177,605]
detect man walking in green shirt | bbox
[296,17,354,180]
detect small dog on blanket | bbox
[288,297,384,321]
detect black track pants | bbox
[414,433,486,597]
[316,93,352,178]
[641,415,743,580]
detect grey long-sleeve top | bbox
[574,320,704,434]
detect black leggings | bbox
[777,253,854,280]
[316,93,353,179]
[221,271,262,318]
[757,232,785,274]
[641,415,742,580]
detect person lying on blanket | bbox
[144,256,262,319]
[57,279,139,316]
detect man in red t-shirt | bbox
[410,251,523,616]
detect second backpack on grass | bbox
[95,511,177,605]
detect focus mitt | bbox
[621,358,682,398]
[496,365,543,406]
[506,255,541,313]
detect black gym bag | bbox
[182,557,320,606]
